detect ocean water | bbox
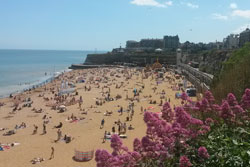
[0,49,100,98]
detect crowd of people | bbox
[0,66,193,166]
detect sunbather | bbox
[31,157,45,164]
[54,122,63,128]
[3,130,16,136]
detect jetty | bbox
[69,64,117,69]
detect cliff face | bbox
[84,52,177,65]
[187,50,232,76]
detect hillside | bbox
[211,42,250,101]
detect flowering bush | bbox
[95,89,250,167]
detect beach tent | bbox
[73,150,94,162]
[59,88,75,96]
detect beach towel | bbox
[74,150,94,161]
[147,106,154,110]
[119,134,127,138]
[2,146,10,150]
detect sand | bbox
[0,67,195,167]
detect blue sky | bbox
[0,0,250,51]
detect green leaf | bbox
[247,151,250,156]
[233,140,238,145]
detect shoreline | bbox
[0,69,72,99]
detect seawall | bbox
[84,52,177,66]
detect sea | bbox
[0,49,102,98]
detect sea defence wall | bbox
[84,52,177,66]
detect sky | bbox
[0,0,250,51]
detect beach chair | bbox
[73,150,94,162]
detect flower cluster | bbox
[95,89,250,167]
[198,146,210,159]
[179,156,192,167]
[95,134,140,167]
[241,88,250,110]
[162,102,174,122]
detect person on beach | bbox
[49,147,54,160]
[128,124,135,130]
[79,96,83,109]
[33,125,38,135]
[43,123,47,134]
[118,124,121,135]
[55,129,62,142]
[103,131,107,143]
[112,126,115,133]
[100,119,105,129]
[120,106,123,115]
[43,114,47,120]
[123,123,127,134]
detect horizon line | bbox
[0,48,109,52]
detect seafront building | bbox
[239,28,250,47]
[139,39,163,49]
[163,35,180,50]
[126,40,140,48]
[223,34,239,49]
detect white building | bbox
[223,34,239,49]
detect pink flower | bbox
[162,102,174,122]
[241,88,250,110]
[200,98,211,112]
[111,134,123,151]
[211,104,221,112]
[232,105,245,115]
[179,155,192,167]
[198,146,210,159]
[205,118,214,125]
[175,107,191,128]
[220,100,235,120]
[133,138,142,152]
[95,149,113,167]
[201,125,210,133]
[129,151,141,161]
[227,93,238,106]
[204,91,215,104]
[181,92,189,101]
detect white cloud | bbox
[165,1,173,6]
[232,9,250,19]
[232,24,250,34]
[130,0,166,8]
[212,13,228,20]
[230,3,237,9]
[186,2,199,9]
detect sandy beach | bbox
[0,67,195,167]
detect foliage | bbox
[212,43,250,101]
[95,89,250,167]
